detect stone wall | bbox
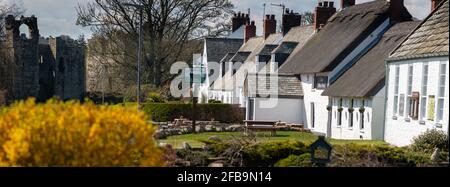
[3,15,40,101]
[49,36,86,101]
[1,15,86,103]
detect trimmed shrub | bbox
[411,129,449,154]
[330,144,432,167]
[0,99,163,167]
[86,92,124,104]
[275,153,312,167]
[244,141,309,167]
[142,103,244,123]
[147,92,165,103]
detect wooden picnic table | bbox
[243,120,280,136]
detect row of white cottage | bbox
[196,0,449,146]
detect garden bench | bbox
[243,120,280,136]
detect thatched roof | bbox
[322,21,419,97]
[279,0,412,74]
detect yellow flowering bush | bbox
[0,99,164,167]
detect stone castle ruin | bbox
[0,15,86,103]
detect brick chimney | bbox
[282,8,302,36]
[244,21,256,43]
[263,14,277,39]
[340,0,355,9]
[389,0,406,23]
[314,1,336,30]
[432,0,443,11]
[232,12,250,32]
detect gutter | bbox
[382,61,390,141]
[386,52,449,63]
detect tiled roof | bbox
[245,73,303,98]
[389,0,449,60]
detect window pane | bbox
[407,65,413,95]
[439,86,445,97]
[399,94,405,116]
[394,96,399,114]
[437,99,444,121]
[422,64,428,96]
[420,97,427,119]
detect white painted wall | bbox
[385,57,449,146]
[329,88,385,140]
[247,97,305,124]
[301,74,329,136]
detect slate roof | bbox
[245,73,303,98]
[389,0,449,61]
[279,0,412,74]
[322,21,420,97]
[204,38,243,63]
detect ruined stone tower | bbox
[48,36,86,101]
[3,15,40,100]
[1,15,86,103]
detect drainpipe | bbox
[382,61,390,142]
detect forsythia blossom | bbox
[0,99,164,167]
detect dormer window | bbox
[314,75,328,89]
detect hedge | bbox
[142,103,245,123]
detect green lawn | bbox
[158,131,386,148]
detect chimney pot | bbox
[232,11,251,32]
[245,20,256,43]
[431,0,443,11]
[264,14,277,39]
[282,8,302,35]
[389,0,406,23]
[314,0,336,30]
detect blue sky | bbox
[5,0,432,39]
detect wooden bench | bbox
[243,120,279,136]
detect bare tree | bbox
[77,0,234,88]
[0,0,25,40]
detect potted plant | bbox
[359,107,365,113]
[348,108,355,113]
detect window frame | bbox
[420,63,429,121]
[436,62,447,122]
